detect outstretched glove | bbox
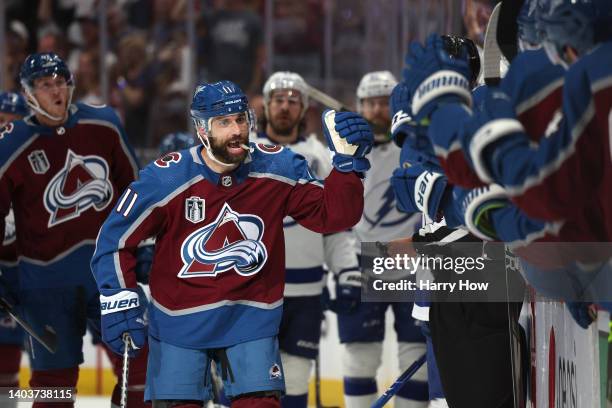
[323,110,374,174]
[100,287,147,357]
[402,34,472,122]
[331,269,362,315]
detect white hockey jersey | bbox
[353,142,421,253]
[253,132,359,297]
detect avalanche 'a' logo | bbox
[43,149,113,227]
[178,203,268,278]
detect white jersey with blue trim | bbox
[353,142,421,252]
[253,133,358,297]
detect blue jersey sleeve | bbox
[91,165,167,290]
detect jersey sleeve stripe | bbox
[248,172,297,186]
[0,135,39,179]
[591,75,612,94]
[515,77,564,116]
[151,296,284,316]
[505,100,595,197]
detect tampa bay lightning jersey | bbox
[353,142,420,252]
[253,132,359,297]
[91,143,364,348]
[0,103,140,290]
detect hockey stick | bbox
[371,353,426,408]
[482,2,503,86]
[305,85,349,112]
[120,333,132,408]
[0,296,57,354]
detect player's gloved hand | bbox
[390,82,440,170]
[323,110,373,174]
[100,287,147,357]
[402,34,472,122]
[331,270,362,315]
[391,163,449,221]
[455,184,508,241]
[566,302,597,329]
[461,89,525,185]
[135,243,155,284]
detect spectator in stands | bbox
[199,0,265,96]
[115,32,155,147]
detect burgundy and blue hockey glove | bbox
[402,34,472,122]
[100,287,147,357]
[323,110,374,174]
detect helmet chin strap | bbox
[196,129,236,168]
[23,85,74,123]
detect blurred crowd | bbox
[2,0,462,150]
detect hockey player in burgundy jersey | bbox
[91,80,371,408]
[253,71,360,408]
[0,53,149,408]
[0,91,28,408]
[399,0,612,240]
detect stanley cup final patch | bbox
[185,196,205,223]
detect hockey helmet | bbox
[262,71,309,118]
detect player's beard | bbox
[367,117,391,143]
[269,113,300,137]
[209,133,249,164]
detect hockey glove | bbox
[390,83,439,167]
[323,110,373,174]
[100,287,147,357]
[402,34,472,122]
[331,269,362,315]
[391,163,449,222]
[455,184,508,241]
[462,89,525,185]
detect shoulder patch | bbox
[0,123,15,141]
[255,143,284,154]
[155,152,182,168]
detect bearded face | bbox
[267,89,303,137]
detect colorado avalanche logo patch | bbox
[44,149,113,227]
[178,203,268,278]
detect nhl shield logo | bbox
[185,196,205,223]
[221,175,232,187]
[28,150,50,174]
